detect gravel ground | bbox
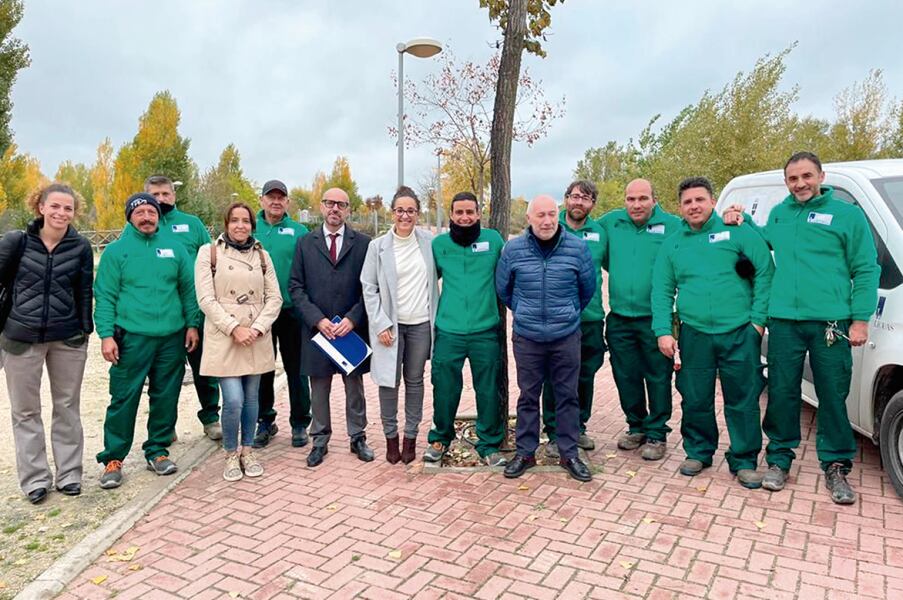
[0,335,223,598]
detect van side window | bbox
[834,187,903,290]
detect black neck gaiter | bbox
[449,221,481,247]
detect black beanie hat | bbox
[124,192,161,222]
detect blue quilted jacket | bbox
[495,227,596,342]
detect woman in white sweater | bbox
[361,187,438,464]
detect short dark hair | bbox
[784,151,822,174]
[450,191,479,213]
[677,176,714,199]
[392,185,420,210]
[565,180,597,201]
[144,174,174,191]
[223,202,256,232]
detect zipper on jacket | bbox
[40,253,54,343]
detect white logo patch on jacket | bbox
[171,224,189,233]
[647,224,665,235]
[807,212,834,226]
[708,231,730,243]
[156,248,175,258]
[583,231,600,242]
[471,241,490,252]
[278,227,295,236]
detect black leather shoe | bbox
[503,454,536,479]
[292,428,309,448]
[27,488,48,504]
[307,445,328,467]
[350,438,375,462]
[252,422,278,449]
[560,457,592,482]
[56,483,82,496]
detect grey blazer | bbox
[360,227,439,387]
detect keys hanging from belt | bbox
[825,321,851,347]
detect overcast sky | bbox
[11,0,903,202]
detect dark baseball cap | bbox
[261,180,288,196]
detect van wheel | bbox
[879,391,903,499]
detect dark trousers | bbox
[258,309,311,430]
[605,313,674,441]
[541,320,606,439]
[676,324,764,472]
[309,373,367,448]
[764,319,856,472]
[186,316,220,425]
[512,329,581,460]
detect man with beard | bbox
[144,175,221,441]
[423,192,507,467]
[94,193,200,488]
[496,195,597,482]
[289,187,374,467]
[598,179,681,461]
[540,180,607,457]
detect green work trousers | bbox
[541,320,606,440]
[764,318,856,473]
[97,330,185,464]
[186,315,220,426]
[428,328,504,457]
[676,323,764,472]
[605,313,674,441]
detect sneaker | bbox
[146,455,178,476]
[423,442,447,463]
[640,440,666,461]
[577,433,596,450]
[762,465,788,491]
[100,460,123,489]
[678,458,707,476]
[736,468,764,489]
[240,451,264,478]
[617,432,646,451]
[204,421,223,441]
[484,452,508,467]
[252,422,278,449]
[825,463,856,505]
[224,453,243,482]
[544,441,560,460]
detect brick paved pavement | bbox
[60,349,903,599]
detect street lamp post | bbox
[436,149,442,233]
[396,38,443,189]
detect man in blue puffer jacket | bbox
[496,195,597,482]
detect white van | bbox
[715,159,903,498]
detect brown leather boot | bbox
[386,435,401,464]
[401,437,416,464]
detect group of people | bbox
[0,149,878,507]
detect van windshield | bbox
[874,177,903,228]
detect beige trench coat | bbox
[194,237,282,377]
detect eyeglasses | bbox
[392,208,419,217]
[322,199,350,210]
[567,193,594,202]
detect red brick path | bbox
[61,351,903,599]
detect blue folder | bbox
[311,316,372,375]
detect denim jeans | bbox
[219,375,261,452]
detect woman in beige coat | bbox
[195,202,282,481]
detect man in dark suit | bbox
[289,187,374,467]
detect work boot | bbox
[204,421,223,441]
[617,432,646,451]
[577,433,596,450]
[678,458,706,476]
[423,441,446,463]
[252,422,278,449]
[640,440,666,461]
[386,435,401,464]
[825,463,856,505]
[762,465,788,491]
[736,469,763,489]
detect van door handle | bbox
[868,341,876,349]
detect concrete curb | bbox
[15,373,288,600]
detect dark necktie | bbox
[328,233,338,264]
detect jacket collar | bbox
[122,222,159,241]
[26,218,78,240]
[613,204,668,230]
[255,209,291,229]
[681,210,720,235]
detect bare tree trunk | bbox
[489,0,527,441]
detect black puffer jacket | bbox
[0,219,94,343]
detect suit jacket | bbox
[289,224,371,376]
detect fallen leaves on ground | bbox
[517,485,529,491]
[106,546,139,562]
[642,517,656,524]
[388,550,402,560]
[625,470,637,478]
[90,575,108,585]
[754,521,766,529]
[619,561,635,569]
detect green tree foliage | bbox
[289,186,313,212]
[826,69,893,161]
[0,144,44,230]
[55,160,94,228]
[574,140,639,216]
[91,138,118,230]
[111,91,197,213]
[323,156,362,210]
[0,0,30,156]
[479,0,564,58]
[196,143,257,225]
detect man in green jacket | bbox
[424,192,507,467]
[145,175,221,441]
[540,180,606,455]
[723,151,879,504]
[94,193,200,489]
[598,179,681,461]
[252,179,311,448]
[652,177,774,489]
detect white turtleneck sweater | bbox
[393,229,430,325]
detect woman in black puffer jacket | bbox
[0,183,93,504]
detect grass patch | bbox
[2,521,25,535]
